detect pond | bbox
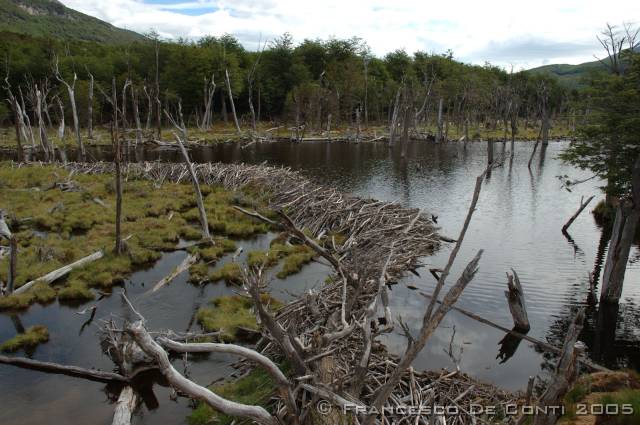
[1,139,639,424]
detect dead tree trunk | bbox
[4,79,24,160]
[54,59,85,160]
[87,72,94,139]
[154,39,162,140]
[600,155,640,303]
[487,140,494,165]
[436,97,444,142]
[389,88,401,145]
[225,69,241,135]
[532,309,585,425]
[165,111,211,240]
[0,212,17,294]
[131,86,143,146]
[505,269,530,331]
[112,78,124,255]
[35,86,52,162]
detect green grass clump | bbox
[246,250,280,268]
[188,262,210,284]
[277,249,315,279]
[57,279,95,302]
[188,367,276,425]
[209,262,242,284]
[599,390,640,425]
[0,325,49,352]
[191,239,236,262]
[196,295,281,342]
[0,281,57,311]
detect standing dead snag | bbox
[3,76,24,160]
[600,154,640,303]
[87,69,94,139]
[532,309,585,425]
[0,211,17,294]
[54,57,84,160]
[112,78,124,255]
[225,68,242,135]
[165,110,211,240]
[505,269,530,332]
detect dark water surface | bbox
[1,140,639,424]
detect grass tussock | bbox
[196,294,282,342]
[0,325,49,352]
[0,281,56,311]
[188,367,277,425]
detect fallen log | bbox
[14,250,104,295]
[151,253,198,293]
[562,195,595,233]
[419,292,608,372]
[0,354,128,383]
[112,386,138,425]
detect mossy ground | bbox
[559,371,640,424]
[0,325,49,352]
[0,163,274,309]
[196,294,282,342]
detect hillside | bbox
[0,0,144,44]
[527,59,608,88]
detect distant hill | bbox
[527,59,610,88]
[0,0,144,44]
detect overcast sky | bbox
[59,0,639,70]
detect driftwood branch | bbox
[562,195,594,233]
[151,253,199,292]
[0,354,128,383]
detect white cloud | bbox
[59,0,640,69]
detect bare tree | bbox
[54,56,85,159]
[86,69,94,139]
[595,23,626,75]
[225,68,242,135]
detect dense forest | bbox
[1,29,579,144]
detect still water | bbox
[1,140,638,424]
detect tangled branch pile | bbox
[17,160,516,424]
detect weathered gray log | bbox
[0,354,128,383]
[111,386,138,425]
[126,320,278,425]
[505,269,530,331]
[562,195,594,233]
[151,253,198,292]
[532,309,585,425]
[14,250,104,295]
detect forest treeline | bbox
[1,30,579,138]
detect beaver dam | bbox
[0,147,639,425]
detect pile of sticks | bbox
[11,160,519,424]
